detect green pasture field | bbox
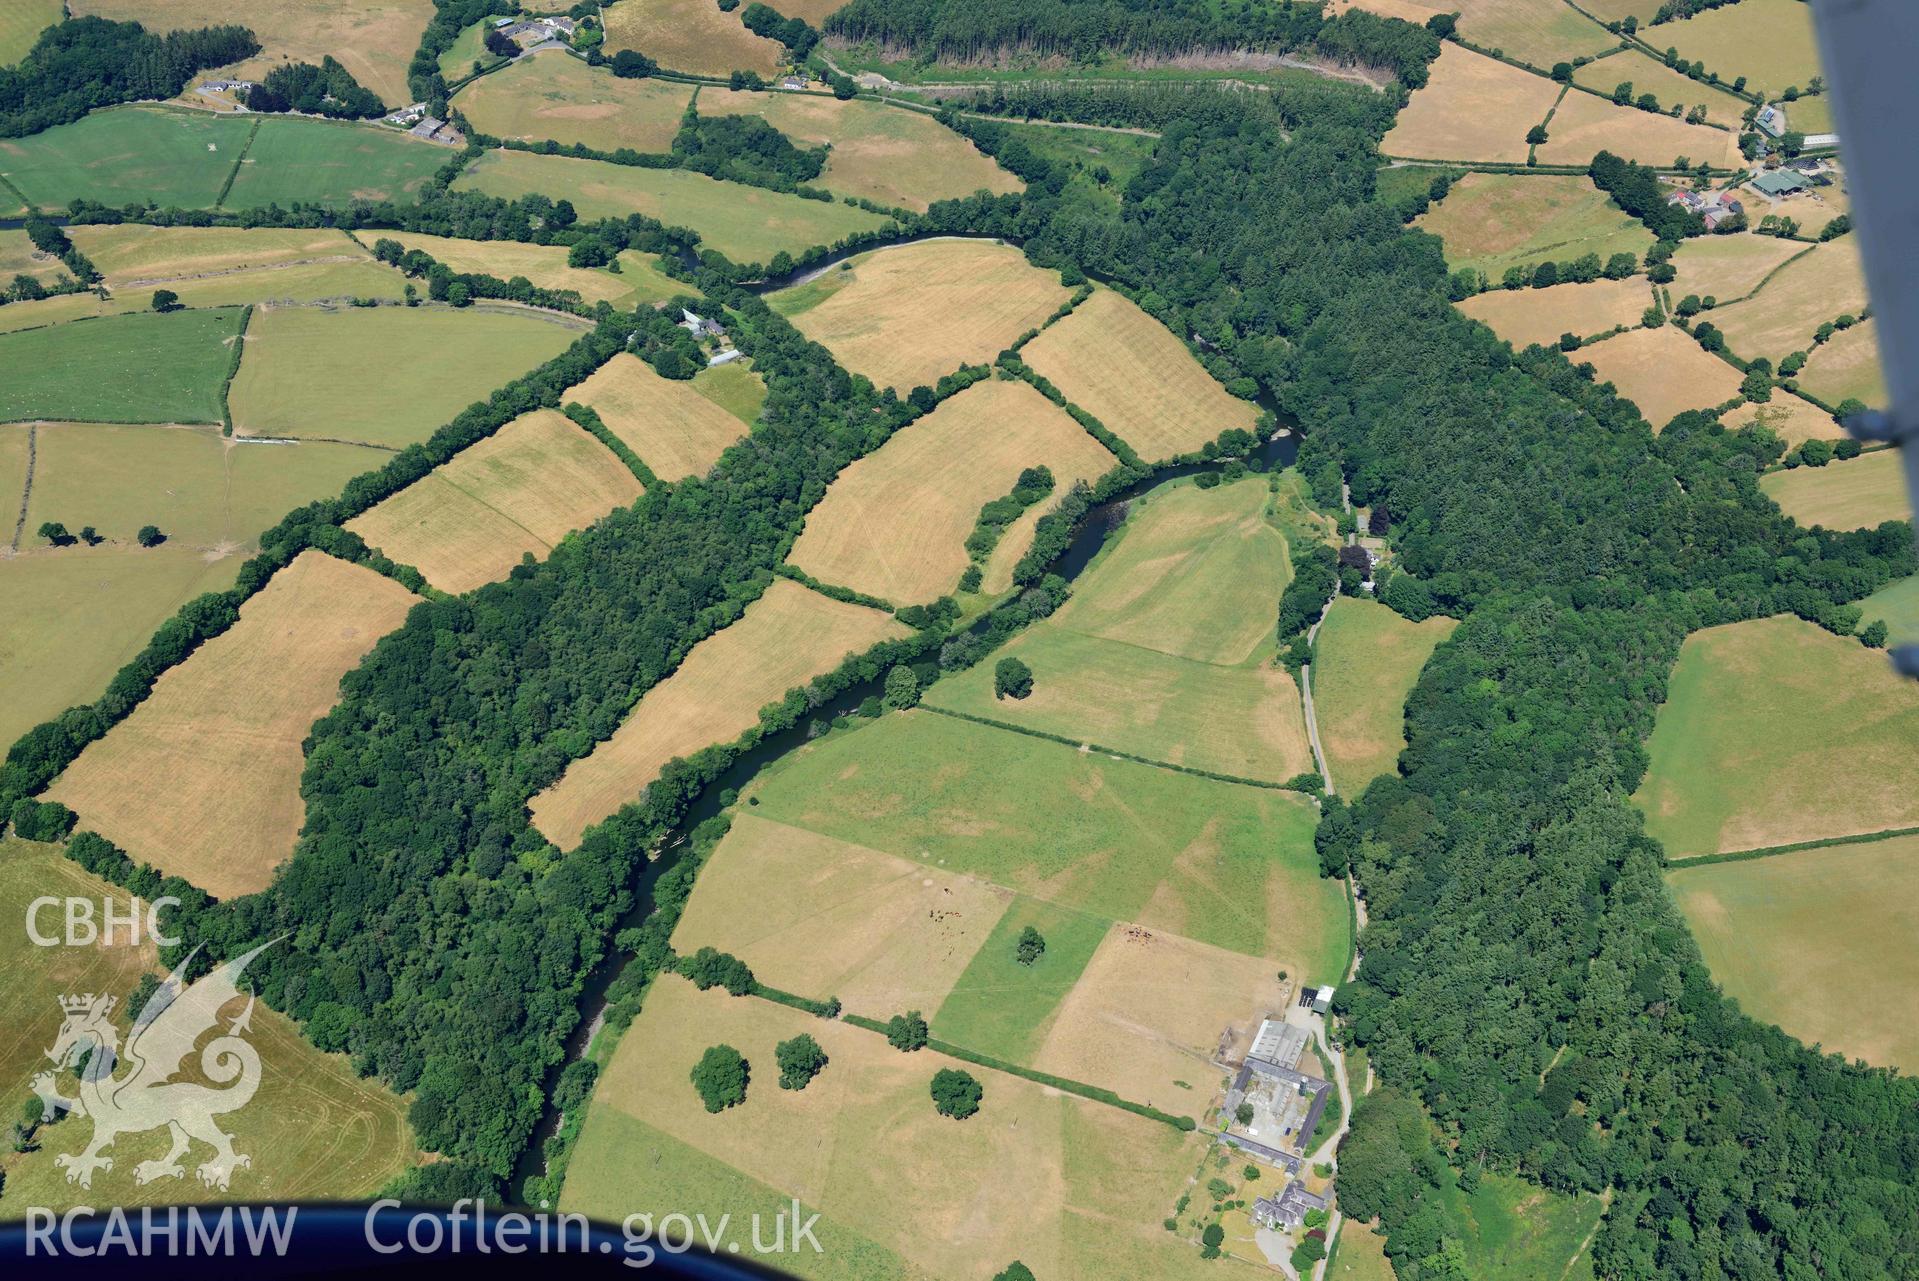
[1634,614,1919,858]
[1860,574,1919,645]
[1449,0,1617,68]
[746,710,1345,973]
[1312,597,1458,794]
[453,148,894,265]
[438,19,510,81]
[0,545,242,747]
[0,107,252,213]
[0,0,61,65]
[691,358,766,424]
[1668,835,1919,1072]
[929,895,1109,1064]
[1761,449,1912,531]
[999,122,1159,190]
[1434,1171,1604,1281]
[224,117,447,209]
[1572,48,1749,126]
[1414,171,1653,279]
[1659,0,1825,98]
[0,307,245,423]
[1329,1221,1397,1281]
[453,52,693,154]
[227,304,580,447]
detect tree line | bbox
[0,16,259,137]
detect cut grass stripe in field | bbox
[931,896,1108,1065]
[0,307,245,423]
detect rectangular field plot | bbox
[1707,239,1870,364]
[1049,476,1287,665]
[1533,89,1742,169]
[1572,49,1750,128]
[671,813,1016,1018]
[69,224,407,306]
[1444,0,1618,68]
[1311,597,1458,795]
[1658,0,1824,99]
[224,117,447,210]
[530,579,910,848]
[1577,325,1743,428]
[1668,234,1810,305]
[931,895,1110,1064]
[1414,172,1653,279]
[378,231,682,310]
[346,408,642,593]
[454,149,892,265]
[1797,320,1886,410]
[566,352,750,479]
[698,90,1022,212]
[605,0,783,78]
[773,238,1070,393]
[0,291,138,333]
[1382,45,1561,163]
[746,710,1345,971]
[562,977,1210,1281]
[1021,287,1260,461]
[1633,615,1919,859]
[788,377,1115,604]
[452,53,694,153]
[47,551,419,900]
[1761,449,1912,531]
[228,304,581,448]
[691,358,765,424]
[0,307,245,424]
[0,107,251,212]
[1668,836,1919,1072]
[1457,276,1652,349]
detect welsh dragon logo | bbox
[32,942,273,1190]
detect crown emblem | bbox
[59,993,115,1018]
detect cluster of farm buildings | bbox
[1219,987,1341,1238]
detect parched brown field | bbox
[70,0,433,108]
[1761,449,1912,531]
[1033,923,1286,1112]
[453,51,694,153]
[1578,325,1743,427]
[1326,0,1444,25]
[1709,239,1871,364]
[605,0,782,78]
[346,408,641,593]
[46,551,418,900]
[377,231,683,309]
[1669,234,1809,304]
[1797,320,1887,410]
[0,228,68,286]
[1457,276,1652,349]
[564,977,1209,1281]
[1729,390,1840,448]
[1382,44,1561,163]
[1021,287,1260,461]
[566,352,749,480]
[1659,0,1823,99]
[788,377,1116,603]
[530,579,909,848]
[777,238,1070,393]
[1534,89,1742,169]
[1413,172,1653,279]
[671,813,1015,1016]
[697,90,1021,212]
[1572,49,1750,127]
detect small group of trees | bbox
[246,55,384,118]
[38,522,163,548]
[1590,151,1703,240]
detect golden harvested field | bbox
[1660,0,1823,99]
[346,408,642,593]
[46,551,419,900]
[1669,234,1809,304]
[1414,172,1653,279]
[530,579,909,847]
[1032,923,1286,1112]
[566,352,749,480]
[1761,450,1912,531]
[377,231,682,309]
[453,52,694,153]
[698,90,1022,212]
[1797,320,1886,410]
[1729,390,1840,448]
[1021,287,1260,461]
[1708,239,1870,364]
[1534,89,1742,169]
[1051,477,1286,665]
[1327,0,1444,24]
[787,377,1116,603]
[1457,276,1652,349]
[1635,615,1919,858]
[1383,44,1562,163]
[1443,0,1618,67]
[605,0,782,78]
[70,0,433,108]
[776,238,1070,392]
[564,977,1210,1281]
[1573,49,1750,127]
[1668,836,1919,1073]
[1312,597,1458,795]
[0,228,68,285]
[1578,325,1743,428]
[671,813,1014,1017]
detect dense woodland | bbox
[246,56,386,117]
[0,16,258,137]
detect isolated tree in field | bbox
[994,656,1033,700]
[930,1068,982,1119]
[1236,1101,1255,1126]
[150,288,180,312]
[136,524,164,547]
[882,664,920,711]
[1015,925,1045,966]
[77,525,100,545]
[37,521,72,547]
[992,1265,1035,1281]
[775,1034,828,1090]
[885,1010,928,1052]
[690,1044,748,1113]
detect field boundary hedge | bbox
[562,401,660,487]
[1665,824,1919,870]
[218,303,254,435]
